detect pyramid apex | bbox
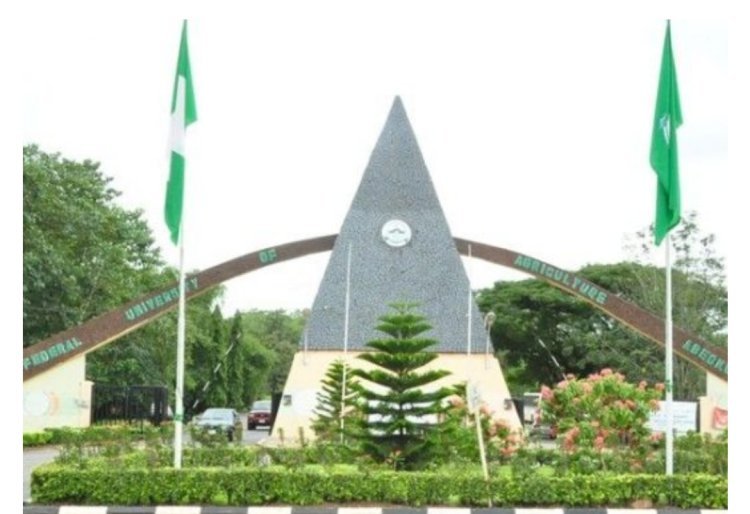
[304,99,487,353]
[387,95,407,120]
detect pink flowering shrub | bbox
[443,392,525,460]
[539,369,662,453]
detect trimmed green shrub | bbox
[23,431,53,447]
[31,464,727,508]
[24,423,173,447]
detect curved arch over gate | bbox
[23,234,727,382]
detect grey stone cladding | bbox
[303,96,487,353]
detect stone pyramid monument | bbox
[271,97,520,441]
[304,96,487,353]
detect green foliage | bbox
[22,144,177,388]
[539,369,662,454]
[223,314,249,409]
[24,424,173,448]
[433,385,525,465]
[476,269,662,397]
[476,212,726,401]
[30,431,728,507]
[23,146,303,411]
[31,463,728,508]
[23,145,163,346]
[94,305,303,416]
[183,305,231,413]
[622,211,727,399]
[352,302,453,470]
[495,444,712,478]
[23,431,53,447]
[672,430,728,475]
[239,309,305,396]
[311,359,361,443]
[421,391,481,466]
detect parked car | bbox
[529,410,557,440]
[247,399,272,430]
[193,408,243,441]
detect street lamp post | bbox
[537,337,567,383]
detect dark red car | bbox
[247,399,272,430]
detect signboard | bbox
[646,401,698,435]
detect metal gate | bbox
[91,384,170,426]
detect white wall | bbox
[699,373,728,435]
[23,355,92,433]
[271,350,521,444]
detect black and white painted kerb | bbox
[21,507,728,514]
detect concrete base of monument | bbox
[23,355,93,433]
[269,350,522,445]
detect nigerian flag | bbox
[165,21,197,245]
[650,21,682,246]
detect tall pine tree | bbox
[352,302,452,469]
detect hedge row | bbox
[23,424,172,447]
[31,465,727,508]
[24,431,54,447]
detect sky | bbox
[21,11,734,318]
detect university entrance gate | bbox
[23,98,727,435]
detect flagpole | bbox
[340,243,352,443]
[665,233,674,475]
[174,224,187,469]
[165,20,195,470]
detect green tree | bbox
[477,249,726,400]
[352,302,452,470]
[22,145,210,392]
[311,359,360,443]
[476,269,664,395]
[223,312,275,410]
[622,211,727,399]
[539,369,663,462]
[23,146,291,410]
[240,310,304,396]
[23,145,163,346]
[147,292,227,415]
[224,313,247,409]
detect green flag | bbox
[650,21,682,246]
[165,21,198,245]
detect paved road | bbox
[23,446,60,505]
[23,424,271,504]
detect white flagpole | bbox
[665,233,674,475]
[340,243,352,442]
[174,225,187,469]
[467,244,473,355]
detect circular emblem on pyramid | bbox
[381,219,412,247]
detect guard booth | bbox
[91,384,170,426]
